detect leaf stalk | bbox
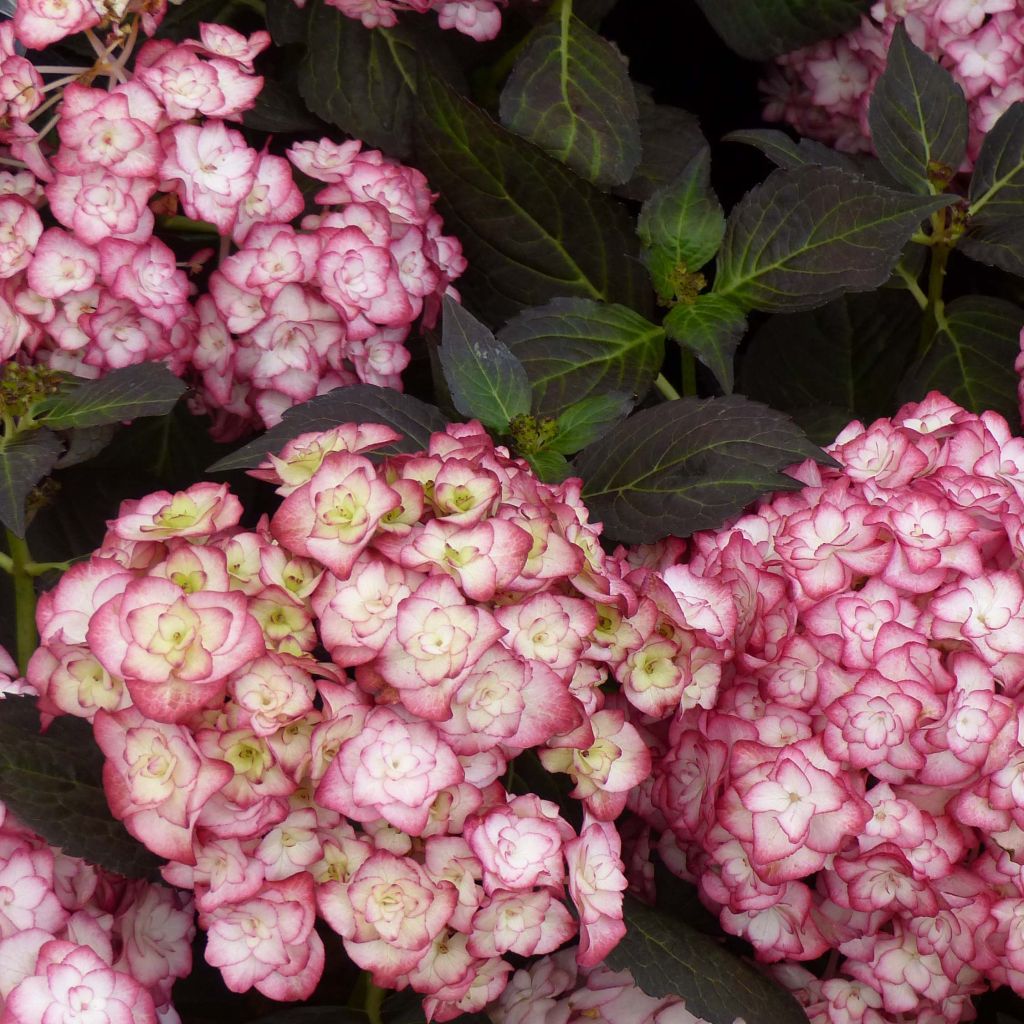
[655,373,682,401]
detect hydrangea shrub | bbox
[2,1,1024,1023]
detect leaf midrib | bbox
[515,323,664,388]
[717,182,944,299]
[426,80,604,299]
[582,417,809,499]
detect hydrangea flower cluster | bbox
[1,12,464,437]
[488,946,739,1024]
[307,0,534,41]
[21,420,739,1018]
[0,647,195,1024]
[198,138,465,434]
[762,0,1024,163]
[634,392,1024,1024]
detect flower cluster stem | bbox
[365,980,385,1024]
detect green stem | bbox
[916,209,953,358]
[24,559,73,577]
[156,214,219,235]
[655,373,681,401]
[365,981,385,1024]
[5,530,37,675]
[680,350,698,397]
[892,259,928,311]
[918,241,951,358]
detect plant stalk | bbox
[5,530,37,676]
[681,350,698,397]
[918,211,951,359]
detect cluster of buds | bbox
[0,647,195,1024]
[490,946,739,1024]
[1,12,464,438]
[762,0,1024,163]
[308,0,535,42]
[632,392,1024,1023]
[22,420,742,1018]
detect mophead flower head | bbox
[647,392,1024,1023]
[30,419,660,1016]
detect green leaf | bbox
[868,23,968,193]
[664,295,747,393]
[499,0,641,187]
[575,394,829,543]
[35,364,186,430]
[98,403,236,489]
[54,424,117,469]
[969,101,1024,221]
[524,448,573,483]
[738,290,922,443]
[713,165,952,312]
[899,295,1023,422]
[266,0,307,44]
[499,298,665,416]
[694,0,869,60]
[959,219,1024,278]
[438,298,531,431]
[297,1,460,160]
[549,393,633,453]
[0,695,163,878]
[0,429,62,537]
[616,90,707,202]
[638,148,724,302]
[243,78,327,134]
[208,386,448,472]
[605,896,808,1024]
[724,128,864,174]
[964,103,1024,277]
[414,70,652,323]
[652,858,723,936]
